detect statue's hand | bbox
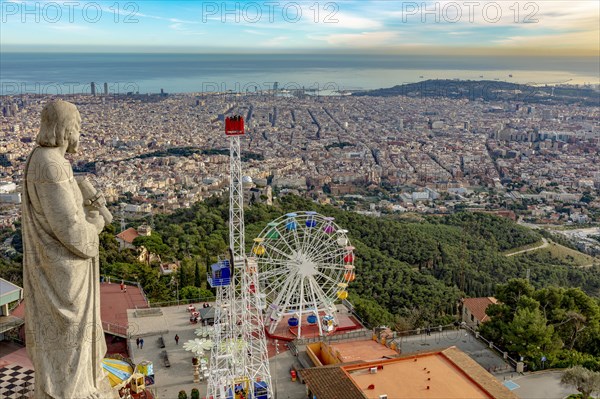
[86,208,105,234]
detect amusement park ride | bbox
[207,116,272,399]
[206,115,356,398]
[252,212,355,338]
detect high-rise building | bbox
[103,82,108,95]
[91,82,96,96]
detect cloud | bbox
[261,36,290,47]
[331,12,382,30]
[244,30,268,35]
[317,31,400,47]
[48,24,90,32]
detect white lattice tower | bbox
[207,117,272,399]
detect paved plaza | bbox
[128,303,307,399]
[395,328,513,374]
[510,370,575,399]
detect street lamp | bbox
[274,339,279,399]
[171,277,179,306]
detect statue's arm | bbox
[34,178,100,259]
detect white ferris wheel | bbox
[251,211,356,338]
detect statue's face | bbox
[66,113,82,154]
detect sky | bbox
[1,0,599,56]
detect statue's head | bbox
[36,100,82,154]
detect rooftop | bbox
[116,227,140,244]
[462,297,498,323]
[328,340,398,363]
[345,347,518,399]
[302,347,518,399]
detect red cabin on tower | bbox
[225,115,245,136]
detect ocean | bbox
[1,53,598,95]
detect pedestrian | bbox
[120,280,124,292]
[139,338,144,349]
[124,285,127,293]
[136,337,140,348]
[175,334,179,345]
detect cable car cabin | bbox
[307,314,318,324]
[207,260,231,287]
[225,115,245,136]
[254,381,269,399]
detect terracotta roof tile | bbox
[463,297,498,323]
[116,227,140,244]
[441,347,519,399]
[301,366,367,399]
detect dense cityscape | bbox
[2,85,600,254]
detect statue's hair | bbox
[36,100,80,147]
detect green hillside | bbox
[3,194,599,369]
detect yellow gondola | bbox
[253,237,266,256]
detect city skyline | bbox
[1,0,598,56]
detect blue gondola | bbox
[307,315,318,324]
[285,212,298,231]
[288,317,299,327]
[254,381,269,399]
[305,211,317,228]
[207,260,231,287]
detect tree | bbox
[505,307,557,361]
[194,260,201,287]
[561,366,600,399]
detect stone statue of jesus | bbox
[22,100,115,398]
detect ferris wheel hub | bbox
[294,251,317,277]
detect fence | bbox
[147,295,216,309]
[294,329,370,346]
[102,321,128,338]
[100,274,150,307]
[462,324,519,369]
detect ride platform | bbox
[265,311,363,342]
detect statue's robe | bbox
[22,146,112,398]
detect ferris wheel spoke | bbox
[315,264,345,277]
[303,232,340,261]
[259,266,290,281]
[259,257,292,268]
[268,228,301,257]
[307,275,332,310]
[306,275,323,310]
[300,218,319,255]
[302,224,330,256]
[313,270,340,289]
[262,240,295,261]
[277,273,301,315]
[308,247,343,264]
[270,269,298,310]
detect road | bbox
[506,237,548,257]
